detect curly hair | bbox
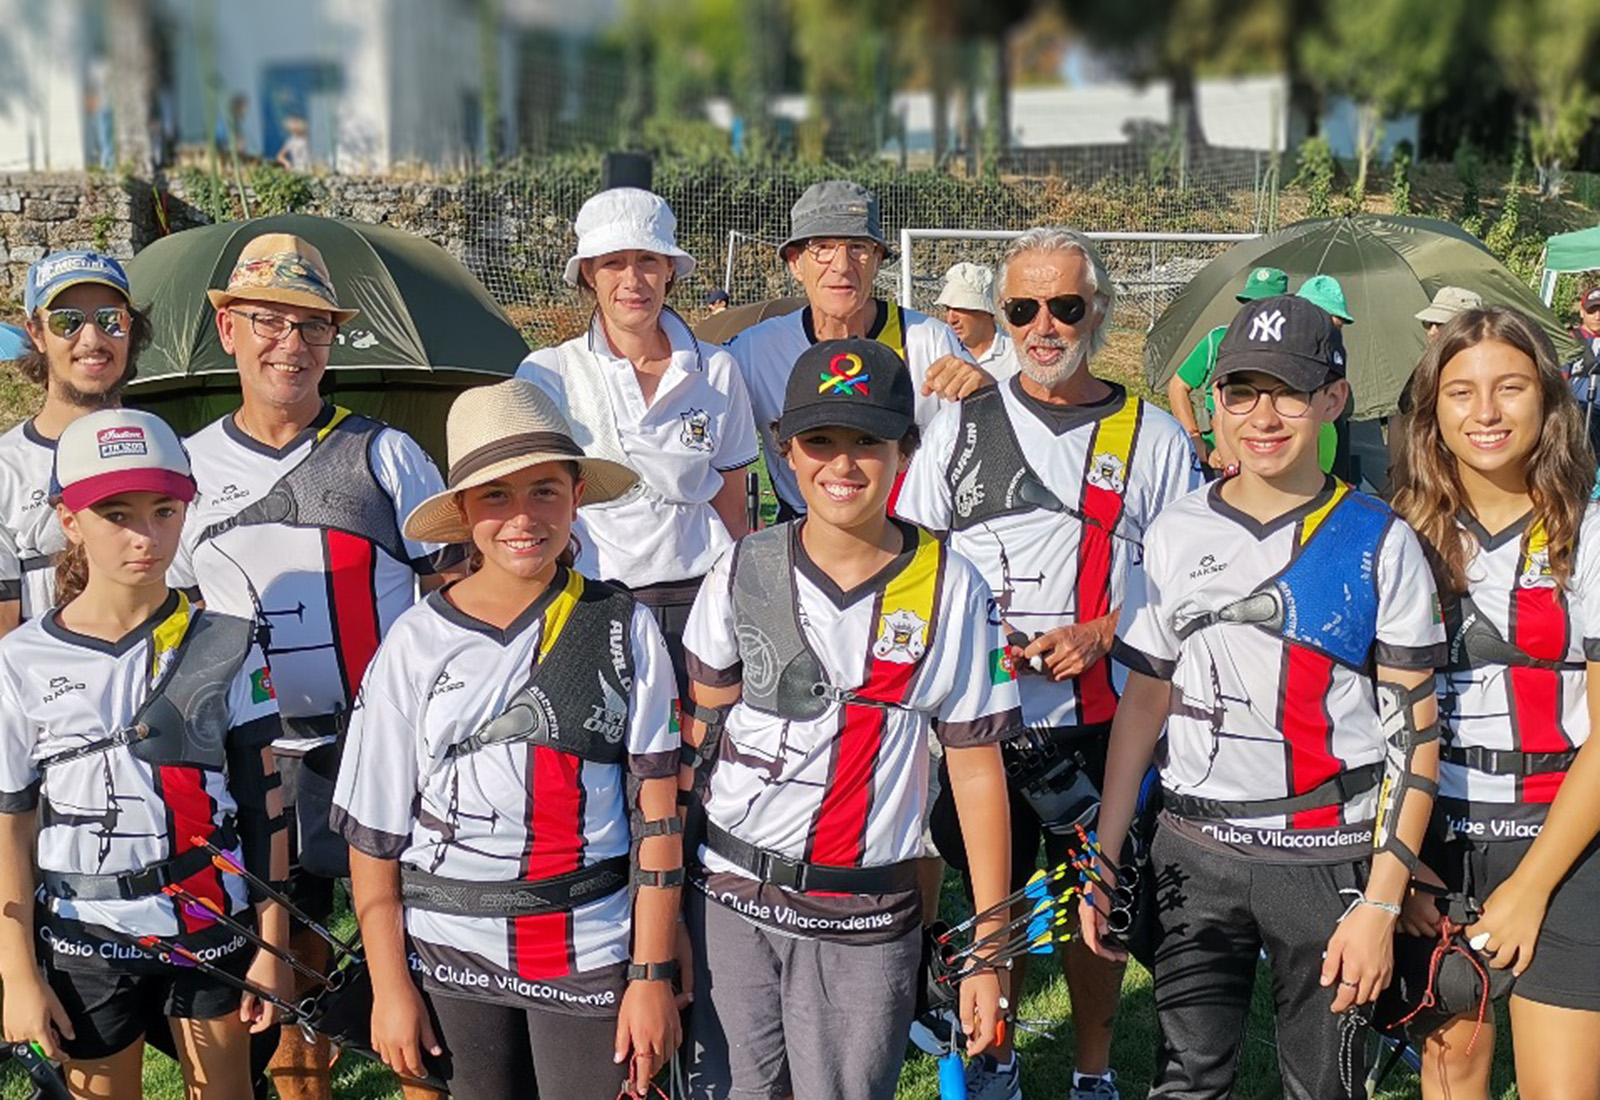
[17,304,152,390]
[1391,306,1595,595]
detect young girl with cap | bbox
[1391,307,1600,1099]
[516,187,758,705]
[1086,295,1445,1097]
[679,338,1019,1099]
[333,379,685,1100]
[0,408,289,1099]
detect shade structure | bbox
[124,213,530,464]
[1144,214,1578,421]
[693,296,806,345]
[1539,224,1600,305]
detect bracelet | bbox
[627,960,680,984]
[1336,889,1402,923]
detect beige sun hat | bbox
[207,232,358,323]
[403,379,639,544]
[1415,285,1484,325]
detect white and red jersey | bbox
[1437,506,1600,838]
[1117,480,1445,860]
[0,593,278,970]
[726,302,972,514]
[0,420,65,621]
[683,521,1021,941]
[332,570,678,1016]
[896,377,1201,730]
[170,405,458,731]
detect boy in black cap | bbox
[1081,297,1446,1097]
[680,339,1019,1099]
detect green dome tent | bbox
[124,214,530,465]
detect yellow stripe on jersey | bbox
[316,405,354,443]
[876,303,906,358]
[148,591,193,682]
[873,528,941,662]
[1086,397,1142,494]
[538,568,587,662]
[1298,480,1351,546]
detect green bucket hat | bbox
[1296,274,1354,324]
[1236,266,1289,302]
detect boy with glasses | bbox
[0,252,148,636]
[1084,295,1444,1099]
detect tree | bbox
[108,0,156,174]
[1491,0,1600,196]
[1297,0,1464,196]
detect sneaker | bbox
[1069,1070,1120,1100]
[908,1007,956,1056]
[966,1053,1023,1100]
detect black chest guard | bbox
[729,525,831,722]
[946,385,1050,531]
[130,611,257,770]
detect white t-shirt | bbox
[1437,506,1600,837]
[683,520,1020,942]
[170,406,457,729]
[516,312,759,587]
[332,571,678,1015]
[1117,480,1445,861]
[725,301,973,514]
[897,378,1201,730]
[0,593,278,971]
[0,420,65,620]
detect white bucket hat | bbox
[563,188,697,288]
[403,379,639,545]
[934,262,996,312]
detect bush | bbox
[1389,141,1413,216]
[1291,136,1336,218]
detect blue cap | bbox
[25,251,131,314]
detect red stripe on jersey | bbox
[157,766,229,935]
[512,745,584,980]
[325,530,381,701]
[1281,647,1342,829]
[1510,583,1572,805]
[886,466,908,517]
[1074,480,1123,725]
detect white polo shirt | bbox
[516,311,759,588]
[0,420,66,620]
[974,328,1018,380]
[725,301,973,514]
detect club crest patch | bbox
[873,608,928,663]
[679,408,715,452]
[1087,452,1127,494]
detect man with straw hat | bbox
[170,231,463,1100]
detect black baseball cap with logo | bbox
[777,338,914,443]
[1214,295,1347,393]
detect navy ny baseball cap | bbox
[1215,295,1346,393]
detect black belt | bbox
[1442,745,1577,777]
[281,714,344,741]
[42,822,239,902]
[1162,762,1382,822]
[703,820,918,894]
[399,856,628,917]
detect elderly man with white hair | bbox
[898,227,1202,1100]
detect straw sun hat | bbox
[403,379,639,545]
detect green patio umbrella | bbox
[1144,214,1579,421]
[124,213,531,464]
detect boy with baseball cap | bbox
[1085,295,1445,1096]
[681,338,1018,1099]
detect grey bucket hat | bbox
[779,180,893,259]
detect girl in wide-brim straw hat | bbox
[515,186,759,708]
[333,379,687,1100]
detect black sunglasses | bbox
[1001,294,1088,328]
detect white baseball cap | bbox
[934,262,996,312]
[52,409,195,512]
[563,188,696,288]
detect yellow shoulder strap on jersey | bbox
[149,592,194,681]
[872,528,941,668]
[315,405,355,443]
[874,302,906,358]
[1298,480,1352,547]
[537,569,587,662]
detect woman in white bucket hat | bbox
[335,380,686,1099]
[516,187,758,706]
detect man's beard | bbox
[1018,334,1089,388]
[52,366,125,410]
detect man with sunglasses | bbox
[169,232,460,1100]
[898,227,1201,1100]
[727,180,993,521]
[0,251,147,638]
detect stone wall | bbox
[0,174,143,302]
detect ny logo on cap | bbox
[1249,309,1286,342]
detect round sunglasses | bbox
[1001,294,1088,328]
[43,306,130,340]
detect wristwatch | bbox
[626,960,680,984]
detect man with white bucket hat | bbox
[936,261,1016,379]
[518,187,758,704]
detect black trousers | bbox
[1147,825,1371,1100]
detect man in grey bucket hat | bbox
[727,180,996,521]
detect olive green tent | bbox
[124,214,530,464]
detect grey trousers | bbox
[685,888,922,1100]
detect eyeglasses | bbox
[230,309,338,347]
[1001,295,1088,328]
[803,240,880,265]
[43,306,130,340]
[1216,381,1318,419]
